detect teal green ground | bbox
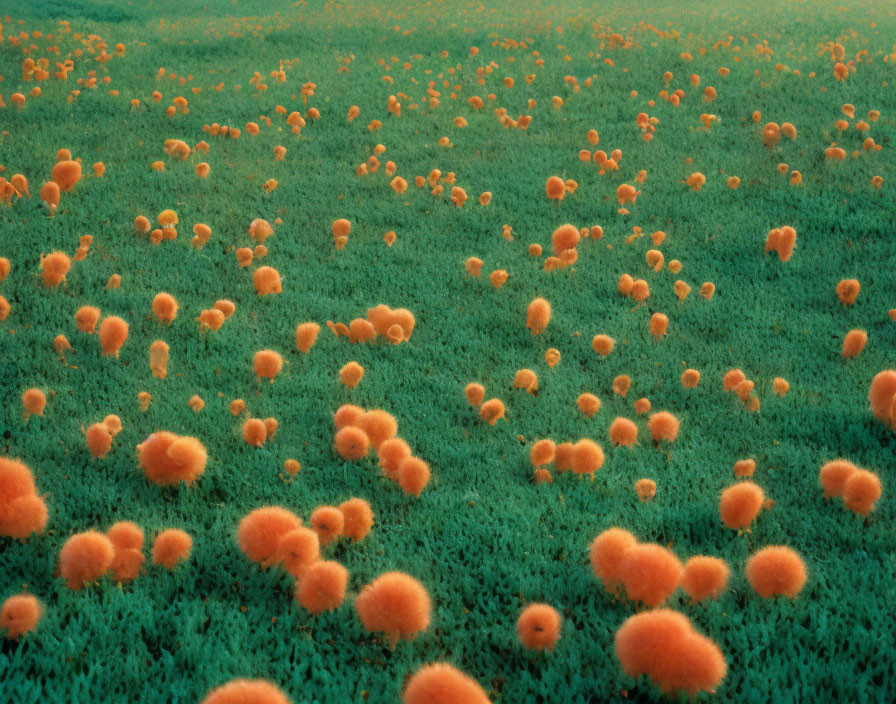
[0,0,895,701]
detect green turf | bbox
[1,0,895,701]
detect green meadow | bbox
[0,0,894,701]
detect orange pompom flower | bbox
[517,603,562,651]
[354,572,432,648]
[296,560,349,615]
[745,546,807,598]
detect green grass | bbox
[1,0,895,701]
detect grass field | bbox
[1,0,895,701]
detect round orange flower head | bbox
[479,398,505,425]
[634,398,651,415]
[589,528,638,594]
[679,556,730,603]
[1,594,43,639]
[149,341,169,379]
[339,498,374,541]
[295,322,320,353]
[572,440,604,478]
[551,224,580,255]
[698,282,715,300]
[612,375,631,398]
[274,527,319,577]
[21,388,46,419]
[152,529,192,569]
[74,306,100,334]
[332,219,351,245]
[517,603,562,652]
[379,438,412,479]
[836,278,860,305]
[746,546,807,598]
[609,417,638,447]
[841,329,867,359]
[727,458,755,479]
[719,481,765,530]
[842,469,882,516]
[545,348,561,368]
[310,506,344,546]
[869,370,896,429]
[59,530,114,590]
[631,279,650,301]
[513,369,538,394]
[247,218,273,244]
[253,266,282,295]
[551,443,573,472]
[620,543,683,607]
[576,392,601,417]
[238,506,302,567]
[340,361,365,388]
[296,560,349,615]
[0,459,48,540]
[723,369,746,391]
[488,269,508,289]
[391,176,408,194]
[479,192,492,206]
[152,292,178,324]
[334,404,365,429]
[591,334,614,357]
[84,422,113,458]
[334,426,370,460]
[403,663,491,704]
[634,478,657,502]
[99,316,129,357]
[685,172,706,191]
[526,297,551,335]
[819,459,859,499]
[200,679,291,704]
[355,572,432,648]
[137,432,207,486]
[41,252,71,287]
[464,257,483,277]
[242,418,267,447]
[356,409,397,450]
[545,176,566,201]
[677,368,700,389]
[649,313,668,339]
[51,160,82,192]
[254,349,283,382]
[648,412,679,443]
[398,457,431,497]
[465,383,485,408]
[40,181,60,214]
[530,439,556,468]
[614,609,727,697]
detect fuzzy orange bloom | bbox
[620,543,683,607]
[609,417,638,446]
[200,680,291,704]
[99,316,129,357]
[745,546,807,598]
[719,481,765,529]
[464,383,485,408]
[517,604,562,651]
[577,393,601,417]
[59,531,114,590]
[0,594,43,639]
[334,426,370,460]
[479,399,505,425]
[296,560,349,615]
[354,572,432,648]
[589,528,638,594]
[338,498,374,541]
[152,529,192,569]
[681,556,730,602]
[403,664,491,704]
